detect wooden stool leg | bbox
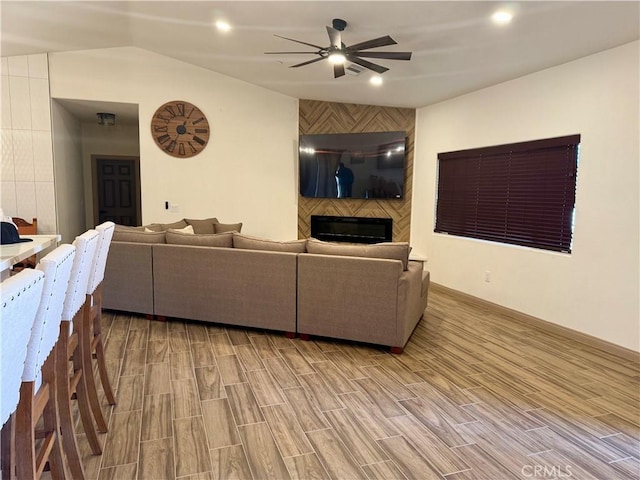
[1,413,16,480]
[15,383,36,479]
[91,287,116,405]
[56,321,87,480]
[72,313,103,453]
[80,298,108,432]
[15,350,66,479]
[40,349,67,479]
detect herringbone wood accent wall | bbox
[298,99,416,242]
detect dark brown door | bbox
[95,157,140,226]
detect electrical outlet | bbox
[484,270,491,283]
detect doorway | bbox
[92,155,142,226]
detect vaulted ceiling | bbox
[2,1,638,109]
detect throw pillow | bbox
[168,225,194,234]
[185,217,219,234]
[162,219,188,230]
[144,223,164,232]
[215,222,243,233]
[306,238,410,270]
[165,231,233,247]
[145,220,189,232]
[233,233,307,253]
[112,230,166,244]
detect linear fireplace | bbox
[310,215,393,244]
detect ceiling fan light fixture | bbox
[266,19,412,79]
[328,52,346,64]
[97,112,116,126]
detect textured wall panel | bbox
[298,100,416,242]
[2,53,56,233]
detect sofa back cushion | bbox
[185,217,219,234]
[114,225,144,232]
[233,233,307,253]
[165,231,233,247]
[112,230,166,243]
[215,222,242,233]
[146,219,189,232]
[306,238,410,270]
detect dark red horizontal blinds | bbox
[435,134,580,253]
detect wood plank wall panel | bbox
[298,100,416,242]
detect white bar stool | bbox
[0,269,45,479]
[14,244,75,479]
[57,230,101,479]
[83,221,117,432]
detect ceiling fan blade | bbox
[290,56,327,68]
[334,63,345,78]
[346,54,389,74]
[265,51,321,55]
[274,34,325,50]
[354,51,412,61]
[326,26,342,49]
[346,35,397,52]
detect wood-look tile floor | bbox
[78,288,640,479]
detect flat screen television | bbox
[299,131,406,199]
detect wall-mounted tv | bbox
[299,131,406,199]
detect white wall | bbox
[51,101,85,243]
[412,41,640,352]
[48,47,299,240]
[1,54,57,233]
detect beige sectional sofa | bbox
[103,241,154,315]
[103,219,430,352]
[152,244,298,334]
[298,253,428,353]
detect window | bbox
[435,134,580,253]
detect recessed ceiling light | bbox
[491,10,513,25]
[370,75,383,86]
[215,20,231,32]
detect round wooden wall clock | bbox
[151,100,210,158]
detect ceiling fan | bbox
[265,18,412,78]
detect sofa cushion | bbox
[185,217,219,234]
[306,238,410,270]
[144,223,164,232]
[165,231,233,247]
[146,219,189,232]
[114,225,144,232]
[233,233,307,253]
[112,230,166,243]
[164,219,188,230]
[215,222,243,233]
